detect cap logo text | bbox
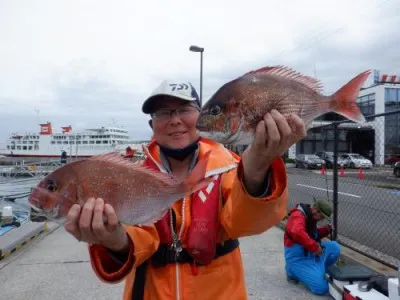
[169,83,189,91]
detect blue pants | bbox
[284,240,341,295]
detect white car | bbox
[339,153,373,169]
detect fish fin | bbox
[330,70,371,123]
[182,150,214,194]
[88,151,138,165]
[88,151,124,161]
[89,150,178,186]
[243,65,324,93]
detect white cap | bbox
[142,80,200,114]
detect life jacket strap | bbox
[151,238,240,267]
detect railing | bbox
[0,159,63,178]
[287,109,400,269]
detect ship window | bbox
[57,141,62,144]
[29,146,32,150]
[63,141,68,144]
[96,141,101,144]
[76,141,81,144]
[70,141,74,144]
[29,141,33,144]
[7,145,9,149]
[90,141,95,144]
[23,146,27,150]
[17,146,21,150]
[11,146,15,150]
[83,141,88,144]
[103,141,108,144]
[51,141,55,144]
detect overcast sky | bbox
[0,0,399,148]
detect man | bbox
[284,198,341,295]
[65,79,306,299]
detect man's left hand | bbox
[241,109,306,195]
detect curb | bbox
[0,222,48,261]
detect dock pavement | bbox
[0,222,331,300]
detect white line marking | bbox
[198,191,207,203]
[206,182,214,194]
[296,184,361,198]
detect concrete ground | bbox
[0,223,331,300]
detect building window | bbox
[385,88,399,104]
[357,93,375,117]
[384,88,400,160]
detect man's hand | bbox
[315,245,324,256]
[64,198,130,253]
[241,109,306,195]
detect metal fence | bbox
[286,109,400,269]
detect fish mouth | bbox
[28,186,63,219]
[29,202,61,220]
[28,196,43,211]
[28,201,43,213]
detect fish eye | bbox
[210,106,221,116]
[47,180,57,192]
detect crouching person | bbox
[283,199,341,295]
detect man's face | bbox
[311,207,325,222]
[150,97,200,149]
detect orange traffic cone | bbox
[340,166,344,177]
[359,168,364,179]
[321,164,326,175]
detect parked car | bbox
[315,151,346,168]
[339,153,373,169]
[393,162,400,178]
[295,154,325,169]
[385,156,400,166]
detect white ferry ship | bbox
[0,122,145,158]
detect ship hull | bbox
[2,122,146,159]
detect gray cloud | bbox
[1,0,400,147]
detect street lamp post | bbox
[189,45,204,106]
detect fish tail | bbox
[182,150,213,194]
[330,70,371,123]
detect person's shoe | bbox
[286,275,299,284]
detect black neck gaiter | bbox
[157,138,201,161]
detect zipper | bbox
[169,198,186,300]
